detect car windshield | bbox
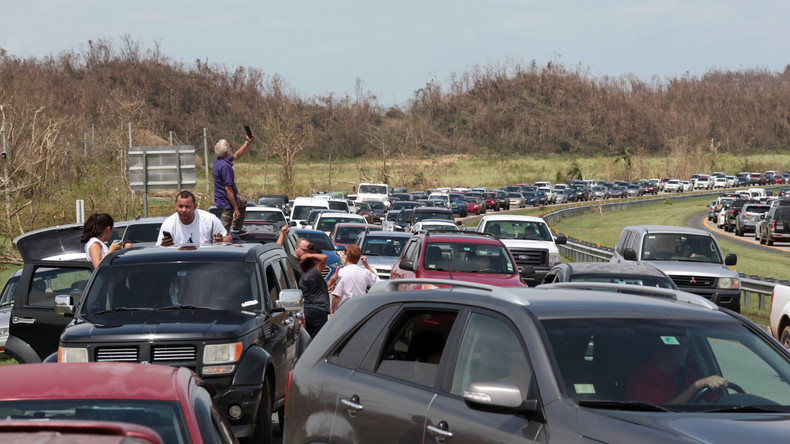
[81,262,260,313]
[541,317,790,410]
[328,201,349,211]
[293,205,326,221]
[297,231,335,251]
[334,226,374,244]
[258,197,285,207]
[483,221,552,241]
[362,236,409,257]
[422,242,516,274]
[413,211,454,223]
[0,399,190,443]
[317,216,363,232]
[367,201,386,210]
[359,185,387,195]
[391,202,418,211]
[641,234,723,263]
[246,210,286,223]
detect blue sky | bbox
[3,0,789,106]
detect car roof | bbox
[363,231,413,239]
[421,231,502,244]
[481,215,544,222]
[624,225,711,236]
[561,262,674,278]
[357,284,727,323]
[414,206,452,212]
[103,243,274,265]
[0,362,190,401]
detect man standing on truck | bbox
[213,131,254,236]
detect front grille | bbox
[508,248,548,267]
[322,266,331,279]
[96,346,138,362]
[153,345,196,362]
[670,275,715,288]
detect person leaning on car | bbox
[157,190,231,247]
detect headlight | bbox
[203,342,242,365]
[717,277,740,289]
[0,327,8,336]
[328,260,344,269]
[548,252,561,267]
[59,347,88,363]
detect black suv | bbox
[54,243,308,442]
[723,199,749,232]
[406,207,458,232]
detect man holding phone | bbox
[157,190,230,247]
[213,128,254,236]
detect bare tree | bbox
[259,101,314,195]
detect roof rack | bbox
[535,282,718,310]
[368,278,526,305]
[423,230,498,240]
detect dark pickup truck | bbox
[53,243,307,443]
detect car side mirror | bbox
[274,289,303,312]
[463,381,538,416]
[399,259,414,271]
[724,254,737,266]
[289,220,297,227]
[456,221,462,226]
[54,295,75,317]
[336,245,346,252]
[623,248,638,261]
[554,233,567,244]
[520,265,535,280]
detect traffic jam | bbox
[3,171,790,443]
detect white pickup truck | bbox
[769,283,790,348]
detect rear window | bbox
[482,220,552,241]
[413,211,454,223]
[422,242,515,274]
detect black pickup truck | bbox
[53,243,307,443]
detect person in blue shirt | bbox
[213,131,254,235]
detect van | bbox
[290,197,330,227]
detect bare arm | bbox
[233,133,254,161]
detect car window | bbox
[451,313,532,397]
[481,221,551,241]
[265,262,281,306]
[295,231,334,251]
[28,266,92,308]
[642,234,722,263]
[330,305,400,369]
[406,240,421,263]
[422,242,515,274]
[375,309,458,386]
[363,237,409,257]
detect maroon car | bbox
[0,363,238,444]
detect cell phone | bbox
[244,125,252,138]
[162,231,172,239]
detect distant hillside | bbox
[1,37,790,250]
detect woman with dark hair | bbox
[80,213,122,267]
[298,243,330,337]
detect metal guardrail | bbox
[542,190,789,314]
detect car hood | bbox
[64,309,256,342]
[501,239,559,253]
[14,223,85,261]
[365,255,399,269]
[579,408,790,443]
[643,261,738,277]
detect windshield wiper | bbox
[88,307,155,315]
[159,304,213,310]
[699,405,790,413]
[578,400,677,412]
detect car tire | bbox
[736,226,742,236]
[767,238,774,246]
[248,379,273,444]
[783,327,790,350]
[760,234,766,245]
[277,407,285,435]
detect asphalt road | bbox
[690,210,790,254]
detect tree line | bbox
[1,36,789,258]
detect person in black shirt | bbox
[278,225,308,281]
[298,243,330,337]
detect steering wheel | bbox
[688,381,745,403]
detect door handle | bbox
[426,421,453,441]
[12,317,36,325]
[340,394,363,417]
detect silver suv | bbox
[610,225,740,312]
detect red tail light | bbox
[771,220,776,230]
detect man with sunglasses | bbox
[213,131,254,236]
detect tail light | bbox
[285,370,293,413]
[771,220,776,230]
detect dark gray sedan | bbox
[284,279,790,443]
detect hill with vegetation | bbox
[1,37,789,260]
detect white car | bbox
[664,179,682,192]
[712,177,728,189]
[313,212,367,235]
[411,219,460,233]
[681,180,693,192]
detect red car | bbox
[464,196,481,215]
[390,231,529,287]
[0,363,238,444]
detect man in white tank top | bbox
[156,191,231,247]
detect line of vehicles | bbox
[2,175,790,442]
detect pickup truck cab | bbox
[475,215,565,286]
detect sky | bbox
[3,0,790,106]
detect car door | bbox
[330,304,464,443]
[425,310,547,443]
[7,261,93,362]
[390,238,421,280]
[261,255,299,400]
